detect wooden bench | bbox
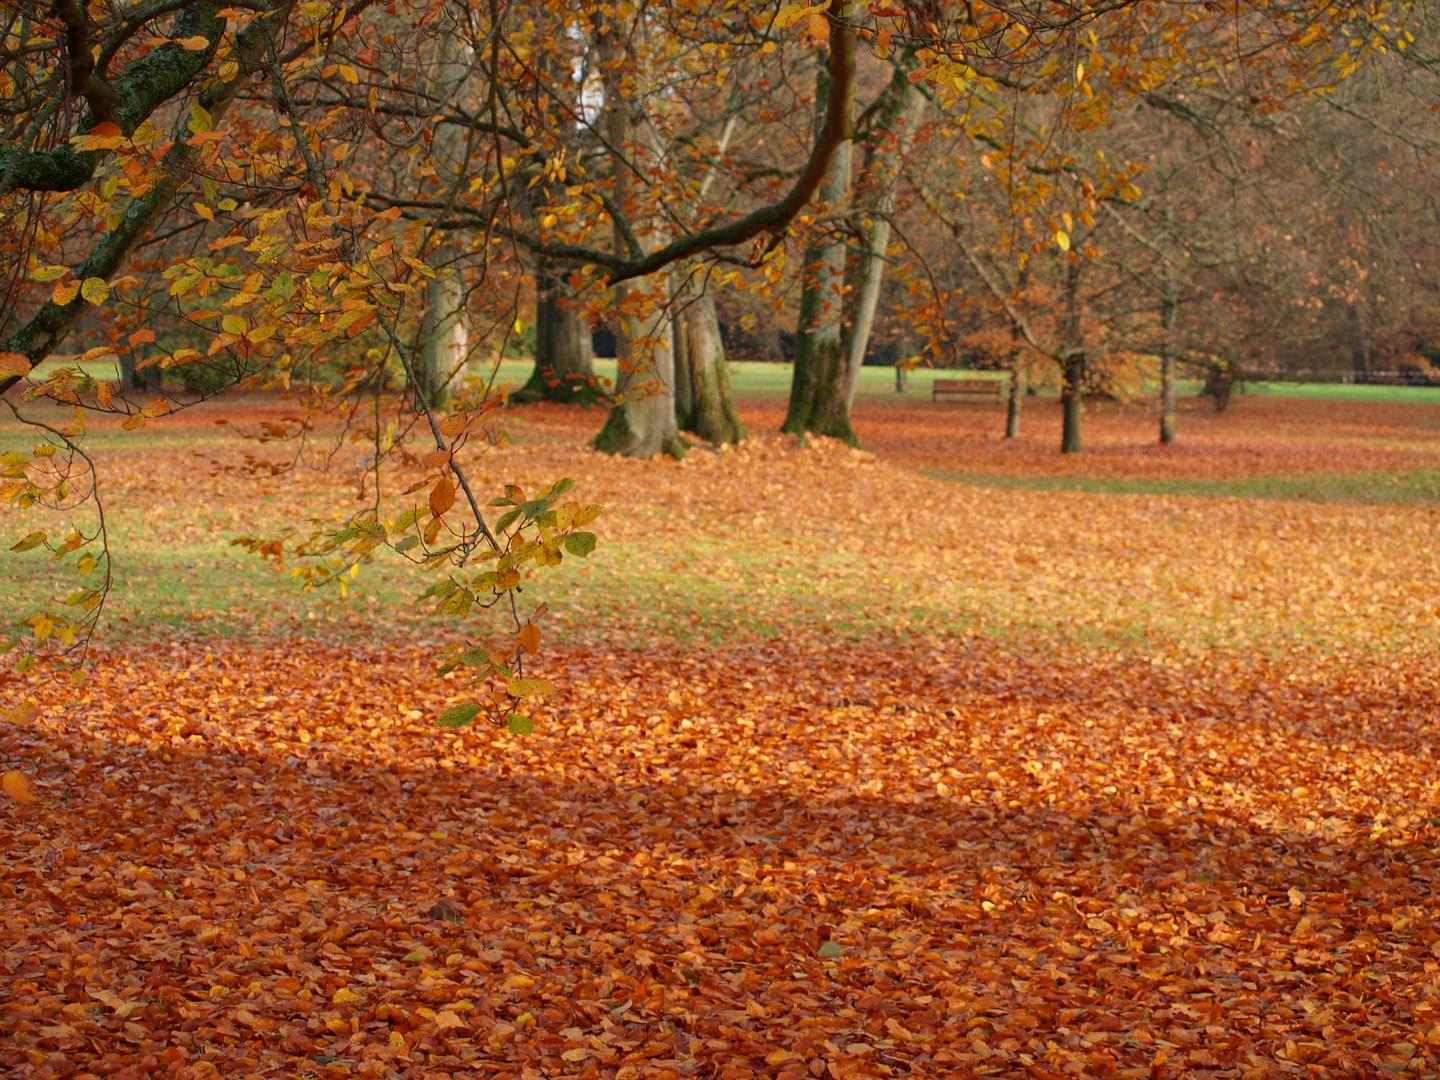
[932,377,1007,403]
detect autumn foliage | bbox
[4,390,1440,1078]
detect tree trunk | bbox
[895,364,907,392]
[1061,354,1084,454]
[420,253,469,407]
[673,283,695,426]
[843,64,924,408]
[1006,366,1022,438]
[518,267,599,404]
[1160,265,1177,444]
[1059,260,1084,454]
[678,289,745,444]
[783,63,854,443]
[592,26,685,459]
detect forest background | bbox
[2,0,1440,1079]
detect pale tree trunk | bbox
[418,20,471,408]
[672,114,745,444]
[1160,264,1177,444]
[1006,361,1023,438]
[844,66,924,408]
[592,29,685,459]
[678,288,745,444]
[1059,260,1085,454]
[782,62,854,443]
[519,266,599,404]
[421,249,469,406]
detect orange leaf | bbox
[420,449,451,468]
[808,11,830,38]
[517,624,541,655]
[2,770,34,803]
[429,476,456,517]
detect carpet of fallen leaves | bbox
[4,392,1440,1080]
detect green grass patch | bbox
[926,467,1440,506]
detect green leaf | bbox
[17,655,35,673]
[494,508,522,532]
[487,497,515,507]
[818,941,843,958]
[436,702,481,728]
[564,532,597,557]
[507,714,533,736]
[519,498,551,518]
[394,536,418,553]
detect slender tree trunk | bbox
[843,65,924,408]
[1059,260,1084,454]
[678,289,745,444]
[672,281,695,427]
[1006,364,1022,438]
[1160,266,1177,444]
[895,364,907,392]
[519,267,599,404]
[592,27,685,458]
[783,62,855,443]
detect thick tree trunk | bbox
[593,274,685,457]
[783,62,854,443]
[518,268,599,404]
[677,290,745,444]
[420,255,469,407]
[1160,266,1177,444]
[843,66,924,408]
[592,26,685,458]
[673,286,695,426]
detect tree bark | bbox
[518,268,599,404]
[1006,366,1022,438]
[591,24,685,459]
[677,289,745,444]
[1160,265,1177,444]
[844,64,924,408]
[782,62,855,443]
[1059,260,1085,454]
[420,253,469,407]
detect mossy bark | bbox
[783,63,854,444]
[677,291,745,444]
[517,270,600,404]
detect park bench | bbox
[932,377,1007,403]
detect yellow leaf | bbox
[333,987,362,1004]
[221,314,247,336]
[31,265,68,282]
[808,11,830,38]
[3,770,35,803]
[338,64,359,84]
[506,678,555,699]
[80,277,109,304]
[52,280,79,305]
[503,974,535,989]
[194,202,214,221]
[1054,230,1070,252]
[2,701,40,724]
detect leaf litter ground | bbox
[3,392,1440,1080]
